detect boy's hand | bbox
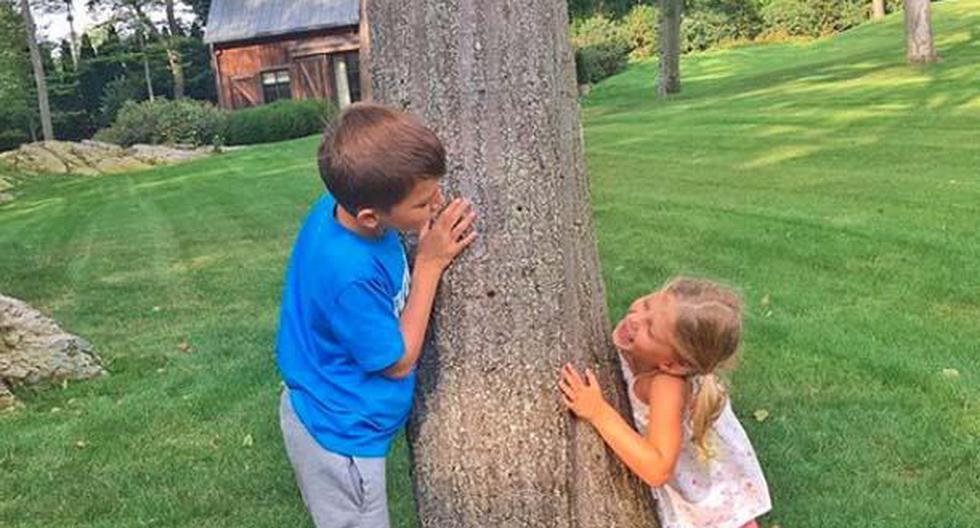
[559,363,608,423]
[415,198,477,271]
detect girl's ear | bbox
[661,360,693,377]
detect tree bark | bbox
[19,0,53,141]
[871,0,886,22]
[904,0,937,64]
[657,0,682,97]
[165,0,186,98]
[64,0,79,68]
[139,31,156,102]
[367,1,658,527]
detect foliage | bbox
[94,97,337,147]
[221,99,338,146]
[571,14,631,84]
[94,97,224,146]
[0,2,35,150]
[758,0,869,38]
[622,4,657,59]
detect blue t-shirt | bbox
[276,193,413,457]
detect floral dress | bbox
[621,363,772,528]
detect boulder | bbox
[0,140,214,177]
[0,294,105,409]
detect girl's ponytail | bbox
[690,372,727,459]
[664,277,743,459]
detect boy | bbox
[276,103,476,527]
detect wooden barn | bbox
[204,0,364,110]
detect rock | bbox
[0,176,13,192]
[0,380,15,409]
[0,293,105,409]
[130,144,212,165]
[0,140,215,176]
[0,192,13,205]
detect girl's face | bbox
[612,290,688,375]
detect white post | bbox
[333,56,351,108]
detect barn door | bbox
[295,55,333,101]
[229,75,259,109]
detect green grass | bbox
[1,1,978,526]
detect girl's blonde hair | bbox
[663,277,743,458]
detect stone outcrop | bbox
[0,140,214,177]
[0,294,105,409]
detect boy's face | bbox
[378,179,445,234]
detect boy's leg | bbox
[279,390,390,528]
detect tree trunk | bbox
[165,0,185,98]
[65,1,79,68]
[367,1,658,527]
[657,0,682,97]
[19,0,53,141]
[140,32,156,102]
[871,0,886,22]
[904,0,937,64]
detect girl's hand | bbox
[559,363,607,422]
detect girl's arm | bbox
[560,364,685,487]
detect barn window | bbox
[262,69,292,103]
[344,52,362,103]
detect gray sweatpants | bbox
[279,390,390,528]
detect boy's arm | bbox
[560,365,685,487]
[383,262,442,379]
[384,199,476,379]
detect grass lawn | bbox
[1,1,978,526]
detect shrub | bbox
[575,42,630,85]
[682,10,741,53]
[759,0,867,38]
[622,5,658,60]
[94,98,224,147]
[221,98,337,146]
[571,14,631,85]
[0,129,29,153]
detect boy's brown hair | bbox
[317,103,446,213]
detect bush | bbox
[575,42,630,85]
[221,98,337,146]
[94,98,224,147]
[0,129,28,153]
[622,5,657,60]
[571,14,631,85]
[95,97,338,148]
[760,0,867,38]
[99,76,146,128]
[682,10,740,53]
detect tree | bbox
[163,0,185,98]
[185,0,209,22]
[872,0,886,22]
[903,0,936,64]
[87,0,185,98]
[37,0,80,68]
[18,0,53,141]
[367,1,658,526]
[0,1,35,148]
[657,0,682,96]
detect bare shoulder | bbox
[646,372,687,411]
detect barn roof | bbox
[204,0,359,45]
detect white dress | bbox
[621,363,772,528]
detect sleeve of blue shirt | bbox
[329,279,406,373]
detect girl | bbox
[559,277,771,528]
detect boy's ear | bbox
[355,208,382,230]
